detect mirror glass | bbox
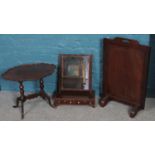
[62,55,90,90]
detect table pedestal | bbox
[13,78,53,119]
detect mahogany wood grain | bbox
[53,54,95,107]
[100,37,151,118]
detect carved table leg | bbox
[100,95,111,107]
[13,81,25,119]
[39,78,53,107]
[19,81,25,119]
[16,81,25,119]
[40,79,46,99]
[13,97,21,108]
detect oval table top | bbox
[2,63,56,82]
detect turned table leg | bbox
[19,81,25,119]
[39,78,53,107]
[13,79,53,119]
[40,78,45,99]
[13,97,20,108]
[15,81,25,119]
[13,81,25,119]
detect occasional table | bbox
[2,63,56,119]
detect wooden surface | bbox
[100,37,151,117]
[53,91,95,107]
[2,63,56,119]
[53,54,95,107]
[2,63,56,81]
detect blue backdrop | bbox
[0,34,151,96]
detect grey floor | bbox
[0,91,155,121]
